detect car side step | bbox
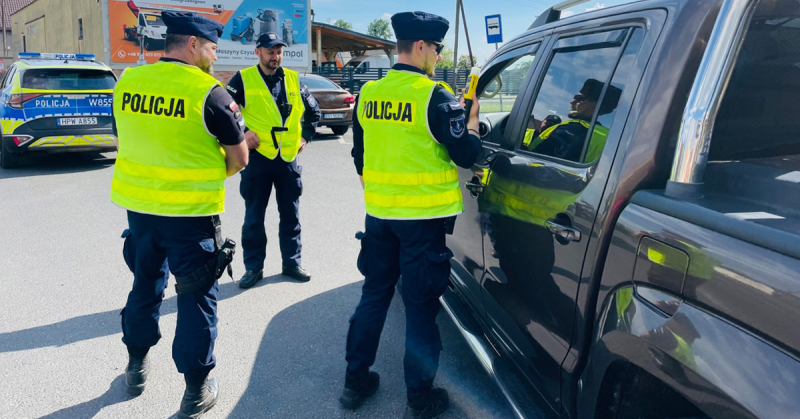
[440,289,557,419]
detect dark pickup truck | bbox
[442,0,800,418]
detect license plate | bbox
[57,117,98,126]
[323,113,345,120]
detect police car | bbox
[0,52,117,169]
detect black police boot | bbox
[238,269,263,289]
[282,265,311,282]
[404,388,449,419]
[178,372,218,419]
[125,346,150,397]
[339,370,380,410]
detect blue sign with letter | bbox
[485,14,502,44]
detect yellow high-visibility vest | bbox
[239,66,304,161]
[111,61,227,216]
[358,70,463,219]
[522,119,609,163]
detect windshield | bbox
[22,69,116,90]
[300,76,339,90]
[144,14,164,26]
[344,61,362,68]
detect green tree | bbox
[456,54,478,70]
[367,18,393,40]
[332,19,353,30]
[435,43,455,70]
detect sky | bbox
[311,0,634,65]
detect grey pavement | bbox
[0,129,514,419]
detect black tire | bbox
[143,37,152,51]
[0,142,20,169]
[332,125,349,136]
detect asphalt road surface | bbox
[0,128,515,419]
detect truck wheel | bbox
[1,144,20,169]
[143,37,152,51]
[332,125,349,135]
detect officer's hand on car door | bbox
[245,131,260,149]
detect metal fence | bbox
[311,67,472,94]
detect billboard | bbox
[108,0,310,68]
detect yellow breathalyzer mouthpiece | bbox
[463,67,480,101]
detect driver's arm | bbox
[428,86,481,168]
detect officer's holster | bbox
[174,216,236,295]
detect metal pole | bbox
[2,0,7,59]
[666,0,761,197]
[459,0,474,68]
[451,0,460,88]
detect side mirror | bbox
[481,77,502,99]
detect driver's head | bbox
[162,11,224,75]
[569,78,622,119]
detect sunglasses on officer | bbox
[573,94,588,102]
[425,40,445,55]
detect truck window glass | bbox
[584,29,644,163]
[478,53,537,115]
[710,13,800,160]
[21,69,116,91]
[520,29,638,164]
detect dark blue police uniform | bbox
[114,64,245,375]
[226,44,320,279]
[341,11,482,415]
[113,11,245,416]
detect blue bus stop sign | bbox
[485,14,503,44]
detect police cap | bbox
[256,32,288,49]
[162,11,224,44]
[391,11,449,42]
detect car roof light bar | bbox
[18,52,96,61]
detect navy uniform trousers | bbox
[240,149,303,271]
[345,214,453,396]
[120,211,219,374]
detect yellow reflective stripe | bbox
[362,168,459,186]
[365,189,462,208]
[116,158,225,182]
[111,177,223,204]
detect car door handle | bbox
[465,181,484,196]
[546,219,582,243]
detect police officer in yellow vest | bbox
[225,32,321,288]
[340,12,481,418]
[111,11,248,418]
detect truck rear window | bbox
[711,1,800,160]
[21,69,116,90]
